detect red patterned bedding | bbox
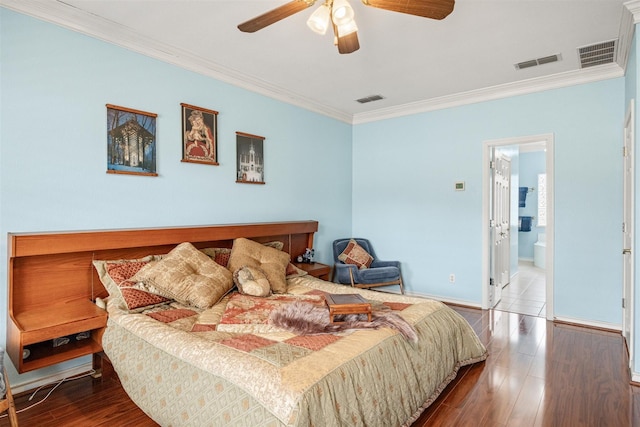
[103,276,487,426]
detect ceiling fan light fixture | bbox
[332,0,355,26]
[307,4,331,35]
[238,0,454,54]
[337,19,358,37]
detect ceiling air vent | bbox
[515,54,562,70]
[356,94,385,104]
[578,40,616,68]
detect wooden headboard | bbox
[7,220,318,372]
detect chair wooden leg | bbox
[1,368,18,427]
[348,267,404,295]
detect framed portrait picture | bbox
[236,132,265,184]
[181,103,218,165]
[106,104,158,176]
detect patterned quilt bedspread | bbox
[103,276,487,426]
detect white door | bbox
[623,99,634,368]
[490,151,511,308]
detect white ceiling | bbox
[1,0,632,123]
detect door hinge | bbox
[624,146,628,157]
[490,278,495,287]
[623,222,626,233]
[623,298,626,309]
[490,161,495,169]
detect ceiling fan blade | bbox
[362,0,454,20]
[337,31,360,54]
[238,0,315,33]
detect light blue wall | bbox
[0,5,633,385]
[0,9,352,381]
[518,151,546,260]
[353,79,624,324]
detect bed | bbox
[9,221,487,426]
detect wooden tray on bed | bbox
[325,294,372,323]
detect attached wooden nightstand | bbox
[293,262,331,281]
[7,232,108,374]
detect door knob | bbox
[623,248,632,255]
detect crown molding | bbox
[0,0,353,124]
[0,0,631,126]
[352,64,624,124]
[617,1,636,71]
[354,3,633,125]
[625,0,640,22]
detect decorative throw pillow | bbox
[201,241,284,268]
[200,247,232,267]
[286,263,309,278]
[233,266,271,297]
[227,238,291,293]
[133,242,233,309]
[93,256,171,312]
[338,239,374,270]
[262,240,285,251]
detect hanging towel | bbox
[519,216,532,232]
[519,187,528,207]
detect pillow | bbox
[227,238,291,293]
[338,239,374,270]
[233,266,271,297]
[201,241,284,268]
[200,247,232,267]
[93,256,171,312]
[133,242,233,309]
[286,263,309,278]
[262,240,285,251]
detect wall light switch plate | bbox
[455,181,465,191]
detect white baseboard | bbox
[554,316,622,332]
[631,371,640,384]
[10,362,94,395]
[399,297,621,332]
[406,291,482,309]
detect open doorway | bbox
[482,134,554,321]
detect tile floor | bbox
[495,261,546,317]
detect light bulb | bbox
[307,4,331,35]
[332,0,354,26]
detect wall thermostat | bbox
[455,181,465,191]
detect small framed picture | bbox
[236,132,265,184]
[181,103,218,165]
[106,104,158,176]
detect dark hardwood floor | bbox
[2,306,639,426]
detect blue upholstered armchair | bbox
[331,238,404,294]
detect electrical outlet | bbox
[449,274,455,283]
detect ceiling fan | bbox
[238,0,455,54]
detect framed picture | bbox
[181,103,218,165]
[236,132,265,184]
[106,104,157,176]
